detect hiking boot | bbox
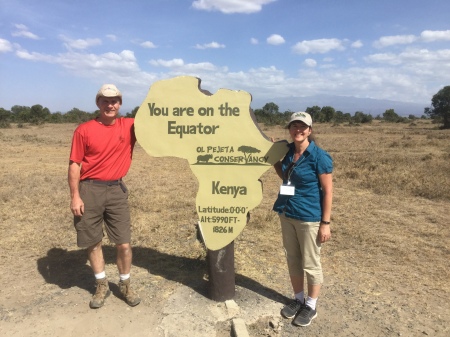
[89,277,111,309]
[292,304,317,327]
[118,278,141,307]
[281,299,303,319]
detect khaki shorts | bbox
[74,180,131,247]
[279,213,323,285]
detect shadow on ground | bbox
[37,246,288,304]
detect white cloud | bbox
[191,0,277,14]
[14,47,142,79]
[15,49,52,61]
[351,40,363,48]
[106,34,117,41]
[13,24,28,30]
[365,53,402,65]
[194,41,225,49]
[398,48,450,78]
[347,57,357,65]
[52,50,146,89]
[373,34,417,48]
[141,41,157,48]
[230,66,285,93]
[11,23,40,40]
[149,58,185,67]
[365,48,450,67]
[373,30,450,48]
[150,58,220,72]
[292,38,345,54]
[0,38,14,53]
[362,48,450,90]
[178,62,220,72]
[304,59,317,67]
[59,34,102,50]
[250,38,258,45]
[267,34,285,45]
[9,36,449,108]
[420,29,450,42]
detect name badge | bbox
[280,184,295,195]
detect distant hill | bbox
[251,95,428,117]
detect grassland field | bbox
[0,120,449,336]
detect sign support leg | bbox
[206,241,235,301]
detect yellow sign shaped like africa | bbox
[135,76,288,250]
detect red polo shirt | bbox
[69,117,136,181]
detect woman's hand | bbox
[318,224,331,243]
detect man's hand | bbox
[70,196,84,216]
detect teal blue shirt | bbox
[273,141,333,222]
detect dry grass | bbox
[0,121,449,335]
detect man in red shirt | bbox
[68,84,140,309]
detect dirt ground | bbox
[0,123,449,336]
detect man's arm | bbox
[68,160,84,216]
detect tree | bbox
[237,145,261,164]
[126,106,139,118]
[334,111,351,123]
[11,105,31,123]
[48,112,64,123]
[361,113,373,123]
[29,104,51,124]
[261,102,279,115]
[253,102,286,125]
[0,107,11,128]
[353,111,373,124]
[425,86,450,129]
[320,106,336,122]
[383,109,400,123]
[306,106,321,122]
[64,108,94,123]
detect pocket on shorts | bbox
[119,181,128,194]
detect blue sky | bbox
[1,0,450,113]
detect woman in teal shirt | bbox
[273,111,333,327]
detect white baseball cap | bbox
[286,111,312,128]
[95,84,122,104]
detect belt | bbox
[81,179,122,186]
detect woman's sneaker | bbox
[281,299,303,319]
[292,304,317,326]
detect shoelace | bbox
[298,305,313,317]
[288,300,302,310]
[96,281,107,288]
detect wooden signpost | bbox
[135,76,287,300]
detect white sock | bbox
[305,296,318,310]
[95,271,106,280]
[294,291,304,302]
[119,273,130,281]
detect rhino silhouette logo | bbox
[197,154,213,163]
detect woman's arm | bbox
[274,161,283,180]
[318,172,333,243]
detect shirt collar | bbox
[288,140,316,155]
